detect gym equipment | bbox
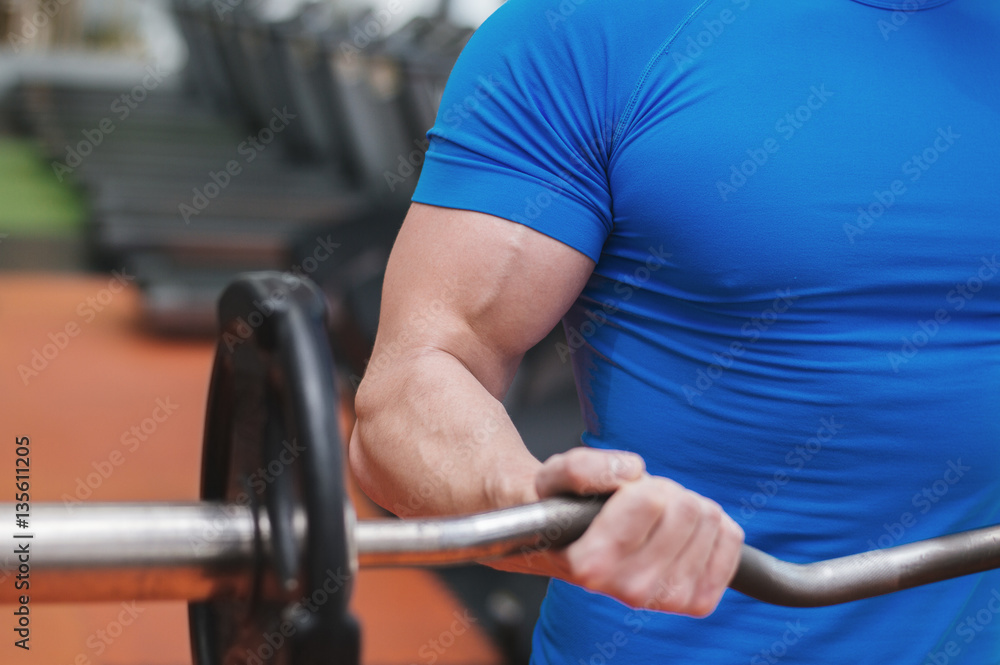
[381,15,474,141]
[187,272,359,665]
[6,495,1000,606]
[4,272,1000,665]
[12,0,476,339]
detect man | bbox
[351,0,1000,661]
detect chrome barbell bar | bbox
[2,499,999,607]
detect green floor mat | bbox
[0,137,87,237]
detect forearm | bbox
[351,346,542,518]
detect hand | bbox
[534,447,744,617]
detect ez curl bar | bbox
[3,273,999,664]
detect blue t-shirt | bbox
[413,0,1000,662]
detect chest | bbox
[605,3,1000,304]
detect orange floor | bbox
[0,274,501,665]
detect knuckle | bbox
[700,499,723,526]
[653,577,682,606]
[722,520,744,548]
[571,552,611,590]
[628,479,667,506]
[605,525,635,552]
[705,557,735,589]
[563,457,591,489]
[646,475,674,493]
[675,495,701,523]
[652,475,684,496]
[564,447,594,466]
[579,567,611,592]
[546,452,567,472]
[688,596,717,617]
[610,480,644,508]
[714,529,744,566]
[687,588,722,618]
[615,478,644,498]
[726,517,746,543]
[620,579,652,608]
[668,582,697,613]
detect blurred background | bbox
[0,1,584,664]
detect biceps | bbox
[375,203,596,397]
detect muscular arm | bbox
[351,203,743,615]
[351,202,590,515]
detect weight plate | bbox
[190,272,360,665]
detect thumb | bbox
[535,448,646,498]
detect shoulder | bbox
[447,0,714,132]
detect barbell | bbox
[4,272,1000,665]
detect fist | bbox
[535,447,744,617]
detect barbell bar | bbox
[3,497,1000,607]
[0,497,597,603]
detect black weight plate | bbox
[190,272,360,665]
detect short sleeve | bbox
[411,0,617,262]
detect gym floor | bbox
[0,274,501,664]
